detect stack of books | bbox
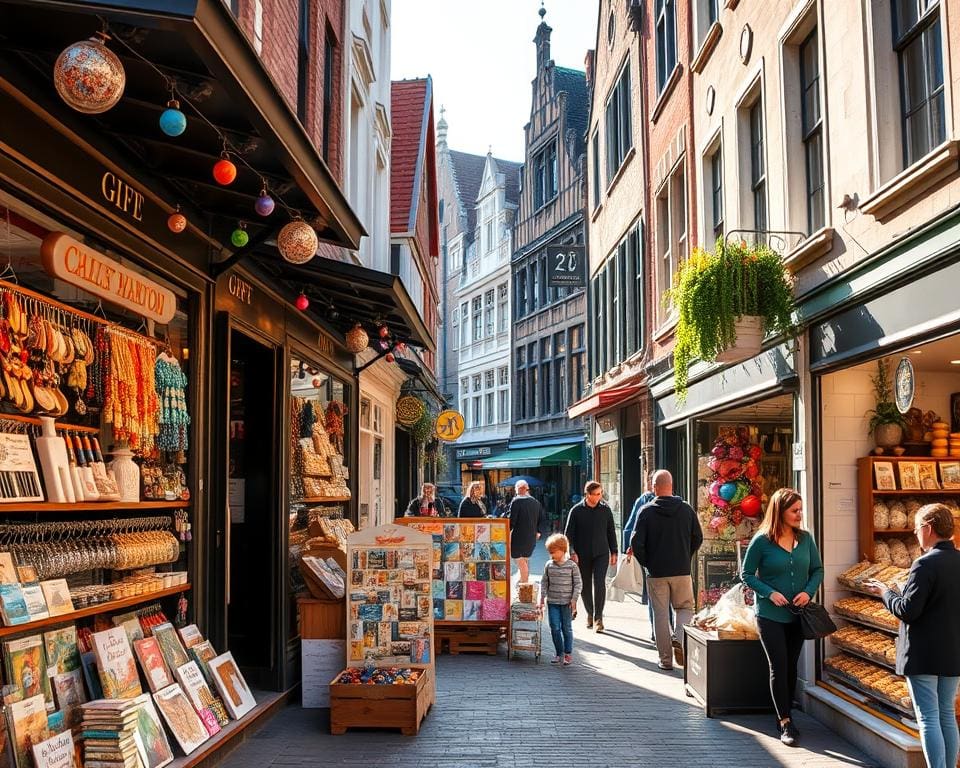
[79,699,141,768]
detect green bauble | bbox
[231,228,249,247]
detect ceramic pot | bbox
[109,448,141,503]
[874,423,904,450]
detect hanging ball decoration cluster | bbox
[277,219,318,264]
[230,223,249,248]
[344,323,369,354]
[159,98,187,137]
[213,154,237,186]
[294,292,310,311]
[53,34,126,115]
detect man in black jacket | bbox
[565,481,618,632]
[631,470,703,670]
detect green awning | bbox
[479,444,581,469]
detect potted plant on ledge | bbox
[866,357,905,453]
[668,239,796,402]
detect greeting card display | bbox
[207,651,256,719]
[396,518,510,624]
[346,524,436,667]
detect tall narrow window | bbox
[484,290,495,337]
[322,28,334,161]
[800,30,824,233]
[497,283,508,333]
[591,132,601,208]
[516,269,527,318]
[656,0,677,91]
[605,65,632,183]
[297,0,311,124]
[533,140,558,209]
[893,0,944,166]
[749,100,767,236]
[710,149,724,240]
[472,296,482,342]
[459,302,468,348]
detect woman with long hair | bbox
[458,481,487,518]
[865,503,960,768]
[741,488,824,747]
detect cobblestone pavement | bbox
[226,547,878,768]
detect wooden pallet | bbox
[437,626,501,656]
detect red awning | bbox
[567,385,641,419]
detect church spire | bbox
[436,104,448,152]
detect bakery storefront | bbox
[651,345,798,609]
[802,214,960,768]
[0,0,372,761]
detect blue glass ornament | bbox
[159,99,187,137]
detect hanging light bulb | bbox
[255,186,275,216]
[53,32,125,114]
[213,152,237,185]
[167,206,187,233]
[159,88,187,137]
[230,222,249,247]
[277,218,318,264]
[295,292,310,311]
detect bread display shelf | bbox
[830,639,897,672]
[300,496,351,503]
[834,603,899,635]
[0,582,190,637]
[823,656,913,717]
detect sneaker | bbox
[780,720,799,747]
[595,619,605,632]
[562,654,572,666]
[657,662,674,671]
[672,639,685,667]
[585,616,593,629]
[550,656,562,664]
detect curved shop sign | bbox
[435,409,465,441]
[41,232,176,324]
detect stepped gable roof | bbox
[390,77,434,234]
[554,66,589,163]
[448,150,522,237]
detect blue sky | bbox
[391,0,599,161]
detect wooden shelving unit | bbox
[299,495,350,503]
[0,583,190,638]
[0,500,190,513]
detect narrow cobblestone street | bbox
[227,549,878,768]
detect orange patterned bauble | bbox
[277,219,318,264]
[344,323,369,354]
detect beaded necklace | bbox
[155,352,190,452]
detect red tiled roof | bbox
[391,78,430,234]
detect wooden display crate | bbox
[436,625,500,655]
[298,597,346,640]
[329,667,433,735]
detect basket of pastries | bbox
[831,624,897,667]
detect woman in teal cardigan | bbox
[741,488,824,748]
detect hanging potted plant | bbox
[865,357,905,452]
[667,239,796,402]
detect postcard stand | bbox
[328,524,435,735]
[395,517,510,655]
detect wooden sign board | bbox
[41,232,177,324]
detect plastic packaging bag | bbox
[610,555,643,594]
[705,583,759,639]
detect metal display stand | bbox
[508,602,541,661]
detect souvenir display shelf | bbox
[330,524,435,735]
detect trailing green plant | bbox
[667,239,797,402]
[410,407,435,451]
[865,357,906,434]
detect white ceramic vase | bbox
[109,448,141,503]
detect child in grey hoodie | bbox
[539,533,583,665]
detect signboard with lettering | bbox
[434,410,465,442]
[546,244,586,288]
[40,232,177,324]
[455,447,492,459]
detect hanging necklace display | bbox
[155,351,189,453]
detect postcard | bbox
[491,563,508,581]
[442,542,461,562]
[918,461,940,489]
[134,637,173,693]
[433,598,445,620]
[444,562,464,582]
[475,524,490,542]
[489,543,507,561]
[460,543,475,562]
[940,461,960,489]
[476,562,492,581]
[460,524,476,543]
[466,581,486,601]
[476,543,492,561]
[873,461,896,490]
[898,461,920,490]
[490,524,507,542]
[463,600,482,621]
[444,600,463,621]
[208,652,256,719]
[445,581,463,599]
[153,683,209,754]
[358,604,383,622]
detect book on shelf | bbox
[0,554,16,586]
[150,623,188,673]
[91,628,142,700]
[151,683,209,755]
[19,583,48,622]
[7,694,47,768]
[43,626,80,675]
[38,581,73,618]
[2,635,53,710]
[174,661,221,736]
[177,624,203,649]
[0,585,29,627]
[133,638,172,694]
[188,641,217,686]
[30,729,76,768]
[51,669,86,728]
[129,693,174,768]
[0,705,16,768]
[208,651,256,719]
[80,652,103,700]
[14,567,36,586]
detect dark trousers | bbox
[757,616,805,722]
[578,555,609,620]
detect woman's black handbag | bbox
[792,602,837,639]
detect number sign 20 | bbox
[546,244,586,288]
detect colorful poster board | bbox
[396,518,510,625]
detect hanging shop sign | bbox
[40,232,177,324]
[546,244,586,288]
[434,409,465,441]
[895,357,915,414]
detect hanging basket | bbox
[344,323,369,354]
[714,316,764,364]
[396,395,425,426]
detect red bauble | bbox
[385,352,395,363]
[213,157,237,185]
[749,445,762,460]
[378,325,390,339]
[294,292,309,311]
[740,495,762,517]
[167,212,187,233]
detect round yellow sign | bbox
[434,409,465,441]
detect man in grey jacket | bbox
[630,470,703,671]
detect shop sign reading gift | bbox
[41,232,176,324]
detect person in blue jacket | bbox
[865,503,960,768]
[741,488,823,748]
